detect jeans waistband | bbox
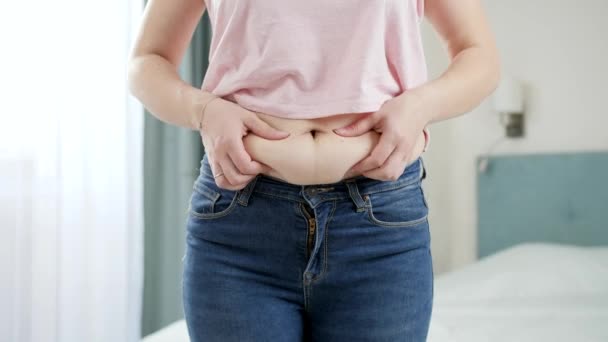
[200,154,426,210]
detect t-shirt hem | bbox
[231,97,390,119]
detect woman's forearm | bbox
[127,53,216,130]
[411,45,501,125]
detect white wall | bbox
[421,0,608,274]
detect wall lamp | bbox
[493,75,525,138]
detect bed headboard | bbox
[476,151,608,258]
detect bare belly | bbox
[242,111,427,185]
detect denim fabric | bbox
[182,153,433,342]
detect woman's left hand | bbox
[333,91,430,181]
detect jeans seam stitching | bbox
[310,200,335,283]
[192,182,220,202]
[188,191,240,220]
[365,193,429,228]
[296,202,312,310]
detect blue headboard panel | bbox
[477,151,608,258]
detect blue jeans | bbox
[182,153,433,342]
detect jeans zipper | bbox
[307,217,316,257]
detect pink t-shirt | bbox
[201,0,430,150]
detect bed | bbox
[427,152,608,341]
[426,242,608,342]
[142,152,608,342]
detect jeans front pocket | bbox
[188,173,241,220]
[363,181,429,228]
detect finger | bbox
[244,115,291,140]
[362,143,409,181]
[215,158,254,191]
[333,113,377,137]
[229,140,269,175]
[208,153,222,177]
[351,133,396,173]
[217,174,253,191]
[217,154,253,187]
[211,153,247,190]
[216,168,253,190]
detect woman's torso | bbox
[202,0,429,185]
[243,111,427,185]
[201,0,428,120]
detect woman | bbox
[128,0,500,341]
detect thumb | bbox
[333,115,375,137]
[245,116,291,140]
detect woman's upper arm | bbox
[424,0,497,59]
[129,0,207,67]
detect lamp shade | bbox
[493,75,524,113]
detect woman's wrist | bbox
[402,84,440,127]
[189,91,220,131]
[397,86,435,130]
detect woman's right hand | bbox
[199,97,291,191]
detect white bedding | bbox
[427,242,608,342]
[142,319,188,342]
[142,243,608,342]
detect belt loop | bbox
[345,179,367,212]
[237,174,260,206]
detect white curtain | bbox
[1,1,144,341]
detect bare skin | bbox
[241,111,427,185]
[127,0,500,190]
